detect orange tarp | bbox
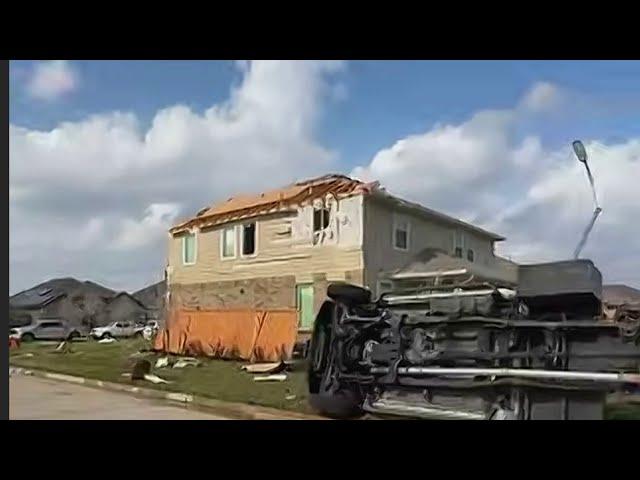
[153,309,298,362]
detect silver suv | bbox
[10,318,81,342]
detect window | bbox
[312,207,331,245]
[221,226,236,259]
[393,217,410,251]
[467,249,475,262]
[182,233,197,265]
[453,230,465,258]
[40,321,62,329]
[242,222,257,256]
[313,207,330,233]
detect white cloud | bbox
[519,81,563,113]
[113,203,180,251]
[26,60,79,101]
[9,61,345,293]
[353,83,640,286]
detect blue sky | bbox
[9,60,640,293]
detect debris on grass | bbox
[253,374,287,382]
[143,373,170,384]
[98,337,116,344]
[173,358,200,368]
[155,357,170,369]
[54,341,71,353]
[241,362,284,374]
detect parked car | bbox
[9,318,81,342]
[90,321,144,340]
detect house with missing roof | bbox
[166,174,516,333]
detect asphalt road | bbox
[9,375,230,420]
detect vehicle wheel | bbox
[309,390,363,419]
[101,332,112,340]
[307,300,364,419]
[21,333,35,343]
[68,331,80,340]
[135,331,143,338]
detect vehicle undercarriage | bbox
[308,260,640,420]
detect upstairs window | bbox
[467,249,475,262]
[453,230,465,258]
[393,217,410,251]
[221,226,236,259]
[182,232,197,265]
[313,207,331,245]
[242,222,257,256]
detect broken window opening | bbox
[467,249,475,262]
[454,247,463,258]
[242,222,257,256]
[313,207,331,245]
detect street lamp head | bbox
[572,140,588,163]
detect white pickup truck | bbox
[90,321,144,340]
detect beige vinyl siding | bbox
[168,210,364,286]
[362,197,496,292]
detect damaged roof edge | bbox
[370,191,505,241]
[169,173,506,241]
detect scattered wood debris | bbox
[253,374,287,382]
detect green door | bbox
[297,284,315,330]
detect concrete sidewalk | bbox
[10,375,231,420]
[9,366,325,420]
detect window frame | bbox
[220,225,237,260]
[453,230,466,257]
[392,216,411,252]
[240,222,258,258]
[467,249,475,262]
[181,232,197,266]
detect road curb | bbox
[10,366,326,420]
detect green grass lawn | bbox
[10,339,640,419]
[9,339,312,414]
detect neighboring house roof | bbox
[9,289,67,310]
[106,291,149,310]
[9,277,116,313]
[388,247,518,285]
[133,281,166,310]
[603,284,640,306]
[169,173,505,241]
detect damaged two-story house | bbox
[166,174,516,333]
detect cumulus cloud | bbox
[519,81,563,113]
[353,83,640,287]
[26,60,79,101]
[10,61,345,293]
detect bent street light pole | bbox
[572,140,602,259]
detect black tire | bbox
[101,332,112,340]
[309,390,363,419]
[307,300,364,419]
[135,331,143,338]
[67,331,80,340]
[21,332,35,343]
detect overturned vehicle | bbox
[308,260,640,420]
